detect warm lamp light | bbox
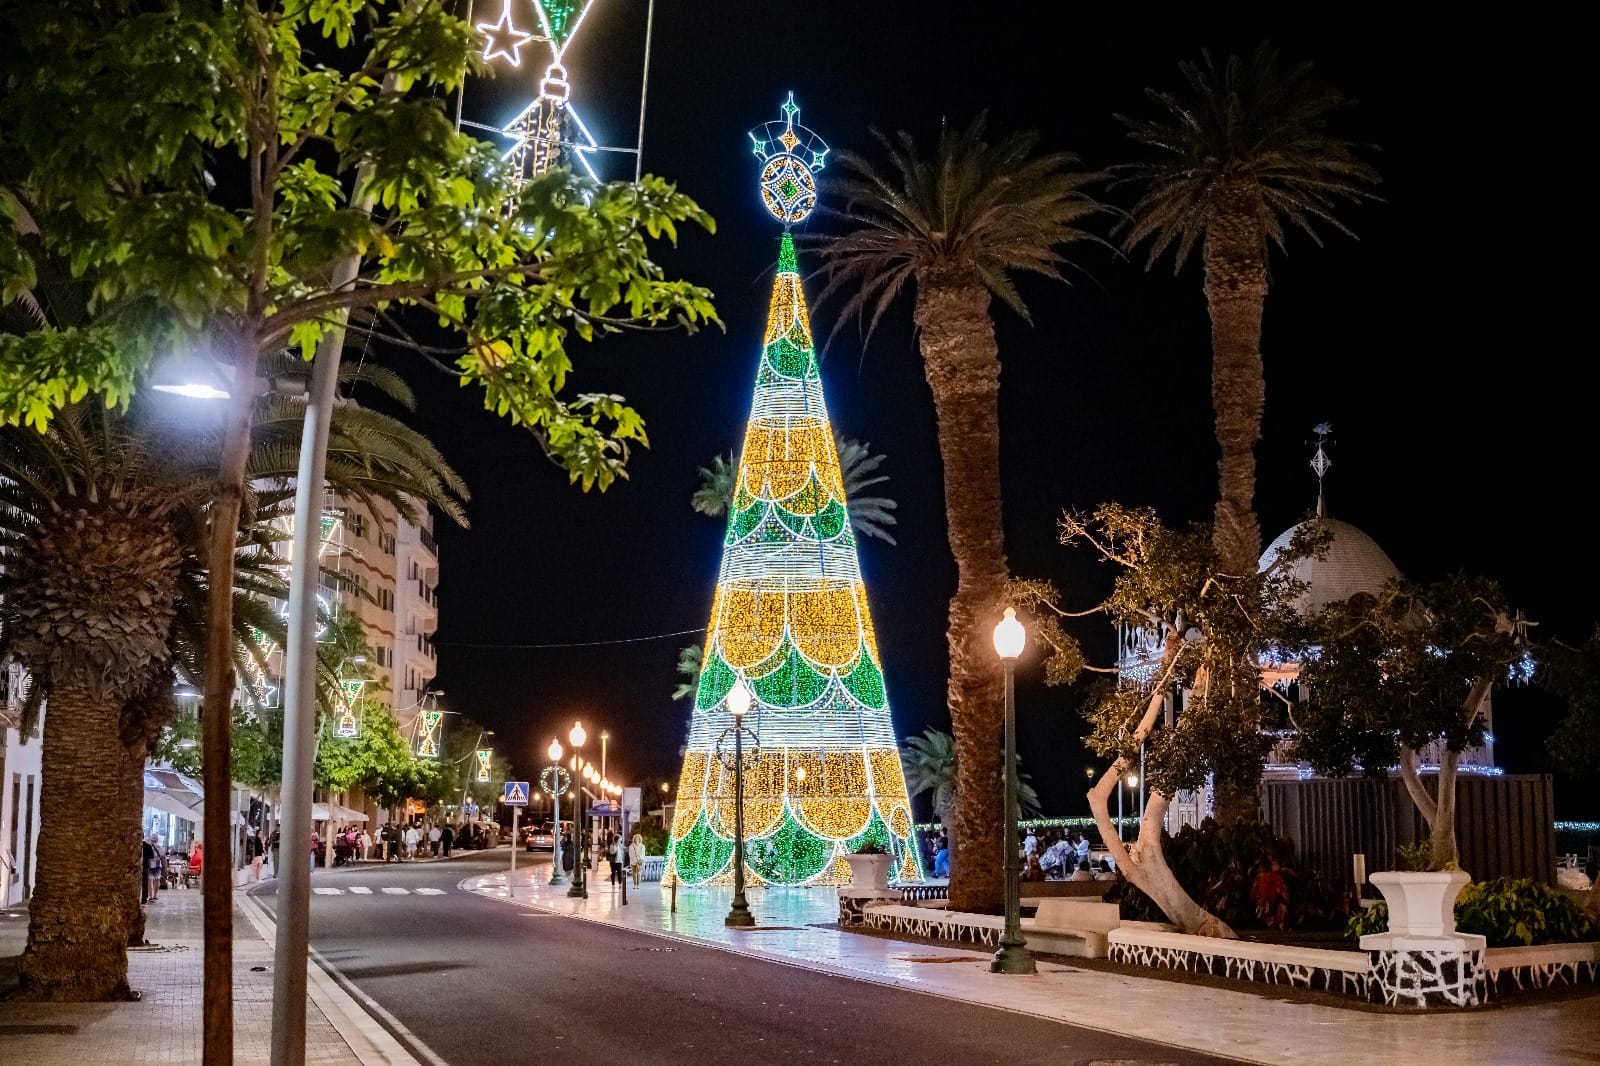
[569,721,587,748]
[993,607,1026,660]
[1126,774,1140,788]
[548,739,563,762]
[660,782,670,793]
[728,679,752,718]
[795,766,807,783]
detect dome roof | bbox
[1259,517,1400,614]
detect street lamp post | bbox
[546,739,568,886]
[721,680,756,928]
[991,607,1035,975]
[567,722,588,899]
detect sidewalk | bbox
[464,863,1600,1066]
[0,883,406,1065]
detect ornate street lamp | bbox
[544,739,569,886]
[991,608,1035,975]
[567,722,588,899]
[719,679,757,928]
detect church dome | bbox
[1259,517,1400,614]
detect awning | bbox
[145,789,203,823]
[309,803,368,823]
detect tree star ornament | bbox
[477,3,537,67]
[749,92,829,227]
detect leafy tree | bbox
[1290,576,1522,870]
[817,118,1105,912]
[1,0,713,1030]
[691,436,898,544]
[1117,46,1378,818]
[1010,504,1324,937]
[1543,628,1600,911]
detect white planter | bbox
[845,853,894,892]
[1368,869,1471,938]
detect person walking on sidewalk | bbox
[628,832,645,887]
[141,833,159,903]
[246,828,266,882]
[403,823,421,860]
[609,833,625,885]
[429,823,441,857]
[359,828,373,862]
[440,824,455,857]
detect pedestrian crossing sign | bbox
[503,781,530,807]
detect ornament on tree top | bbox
[749,92,829,226]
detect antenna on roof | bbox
[1310,422,1333,517]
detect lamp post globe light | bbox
[546,739,568,886]
[721,679,757,928]
[991,608,1035,975]
[567,722,588,899]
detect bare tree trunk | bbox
[914,276,1009,915]
[201,333,262,1065]
[18,682,134,1000]
[1087,637,1232,937]
[1430,748,1460,870]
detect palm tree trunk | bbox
[19,680,135,1000]
[120,740,148,948]
[1202,184,1269,826]
[914,276,1008,915]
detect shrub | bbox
[1344,877,1597,946]
[1395,841,1432,872]
[1104,819,1351,932]
[636,823,669,857]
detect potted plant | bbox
[846,841,894,892]
[1364,844,1472,941]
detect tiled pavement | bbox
[465,863,1600,1066]
[0,885,365,1065]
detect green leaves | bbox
[0,327,142,429]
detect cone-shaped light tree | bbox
[665,96,920,888]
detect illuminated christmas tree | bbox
[665,95,921,888]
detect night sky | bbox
[399,3,1596,818]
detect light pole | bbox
[720,680,756,928]
[459,728,493,824]
[545,739,568,886]
[567,722,588,899]
[991,607,1035,975]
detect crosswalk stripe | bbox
[415,888,446,895]
[381,887,410,895]
[349,887,372,894]
[313,887,342,895]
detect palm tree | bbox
[671,643,704,702]
[0,375,468,999]
[691,436,898,544]
[817,117,1104,912]
[1117,46,1378,821]
[1118,45,1379,579]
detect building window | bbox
[348,511,367,539]
[379,531,395,554]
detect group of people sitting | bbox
[1023,829,1099,881]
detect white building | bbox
[1,663,42,907]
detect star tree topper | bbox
[749,92,829,227]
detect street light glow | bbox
[993,607,1026,660]
[569,720,587,748]
[728,679,752,718]
[548,739,563,762]
[152,382,230,400]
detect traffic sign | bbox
[503,781,530,807]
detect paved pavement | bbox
[251,851,1240,1066]
[0,881,368,1065]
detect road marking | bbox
[381,887,410,895]
[414,888,447,895]
[349,886,372,894]
[313,887,343,895]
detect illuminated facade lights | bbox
[664,97,919,889]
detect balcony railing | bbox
[419,525,437,556]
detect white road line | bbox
[349,886,373,894]
[414,888,447,895]
[381,886,410,895]
[313,887,343,895]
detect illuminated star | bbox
[478,3,535,67]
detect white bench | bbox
[1028,899,1121,957]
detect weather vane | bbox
[1311,421,1333,516]
[477,0,601,183]
[749,92,829,228]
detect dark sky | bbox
[402,2,1596,818]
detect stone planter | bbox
[1368,869,1471,938]
[845,852,894,891]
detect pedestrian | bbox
[359,827,373,862]
[429,823,442,857]
[309,831,320,869]
[440,823,455,857]
[628,832,645,887]
[933,834,950,879]
[246,827,266,882]
[141,832,159,903]
[609,832,625,885]
[268,828,281,874]
[1023,828,1038,861]
[1073,831,1091,872]
[403,822,421,860]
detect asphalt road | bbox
[251,851,1240,1066]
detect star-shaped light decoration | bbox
[747,92,830,227]
[478,2,537,66]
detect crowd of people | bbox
[919,825,1109,882]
